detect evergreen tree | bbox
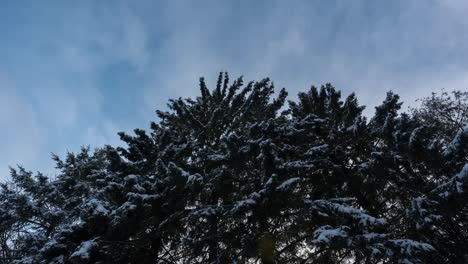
[0,74,466,263]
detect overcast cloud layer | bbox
[1,0,468,179]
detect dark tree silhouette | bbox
[0,73,466,263]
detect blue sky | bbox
[1,0,468,179]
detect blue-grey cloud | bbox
[1,0,468,179]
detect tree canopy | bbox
[0,73,467,263]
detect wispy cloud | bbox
[0,72,46,175]
[1,0,468,179]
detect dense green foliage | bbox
[0,73,467,263]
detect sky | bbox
[1,0,468,179]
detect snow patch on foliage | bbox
[312,225,348,244]
[276,177,301,190]
[85,198,109,215]
[432,164,468,196]
[308,199,386,226]
[389,239,434,255]
[70,239,97,260]
[443,126,468,156]
[232,198,256,212]
[124,174,138,183]
[280,161,313,169]
[409,127,424,147]
[305,144,328,155]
